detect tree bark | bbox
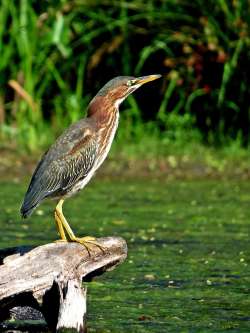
[0,236,127,332]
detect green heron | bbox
[20,74,161,251]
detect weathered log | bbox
[0,237,127,332]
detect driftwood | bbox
[0,237,127,332]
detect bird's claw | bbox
[55,236,106,256]
[74,236,106,256]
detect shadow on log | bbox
[0,237,127,332]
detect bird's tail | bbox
[20,189,44,218]
[20,202,38,218]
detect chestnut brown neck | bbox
[87,95,118,127]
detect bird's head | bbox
[96,74,162,109]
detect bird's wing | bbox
[44,134,98,194]
[21,123,98,217]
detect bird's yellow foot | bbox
[55,236,105,255]
[71,236,106,255]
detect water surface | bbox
[0,178,249,332]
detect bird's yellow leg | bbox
[54,209,67,240]
[55,199,77,240]
[55,199,105,254]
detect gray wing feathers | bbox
[21,125,98,218]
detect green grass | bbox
[0,0,250,152]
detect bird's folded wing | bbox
[21,133,98,214]
[51,136,98,192]
[38,134,98,196]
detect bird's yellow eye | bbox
[126,80,135,87]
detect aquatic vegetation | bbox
[0,179,249,332]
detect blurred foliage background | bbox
[0,0,249,155]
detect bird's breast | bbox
[94,111,119,170]
[63,111,119,198]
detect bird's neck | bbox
[87,95,119,129]
[87,95,120,169]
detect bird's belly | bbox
[65,168,96,197]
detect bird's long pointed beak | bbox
[136,74,162,85]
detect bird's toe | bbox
[74,236,106,254]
